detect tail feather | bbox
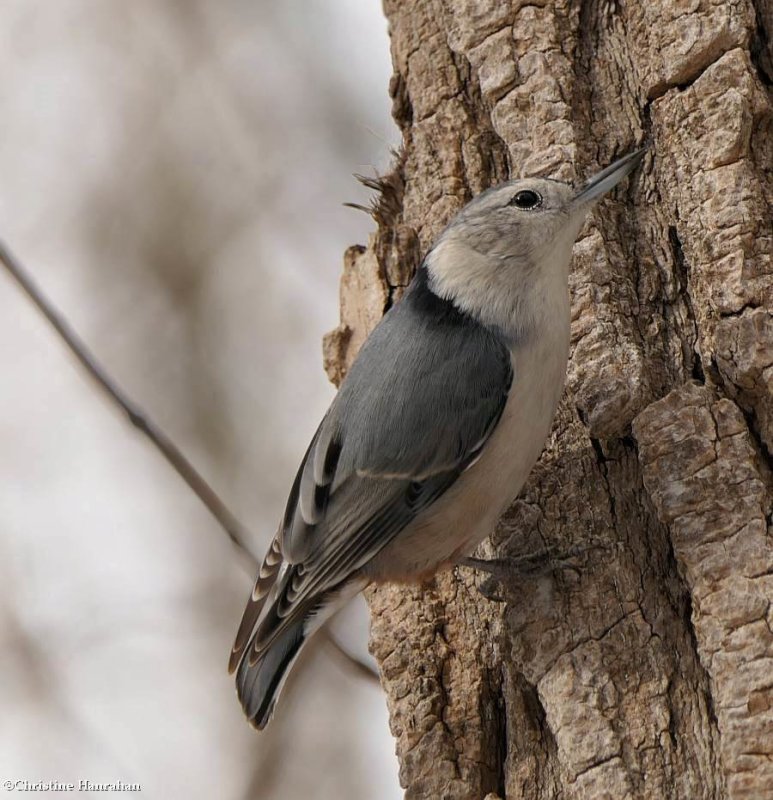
[231,576,368,729]
[235,621,305,730]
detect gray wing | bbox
[232,273,513,667]
[284,273,514,563]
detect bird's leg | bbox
[459,546,587,578]
[456,562,506,602]
[457,556,511,580]
[458,544,590,601]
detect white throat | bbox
[426,224,579,342]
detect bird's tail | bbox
[230,568,366,730]
[235,619,306,730]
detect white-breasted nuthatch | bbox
[229,149,646,729]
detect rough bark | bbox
[323,1,773,797]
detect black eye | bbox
[509,189,542,209]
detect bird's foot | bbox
[458,544,589,601]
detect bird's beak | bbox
[572,147,647,207]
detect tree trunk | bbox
[323,1,773,797]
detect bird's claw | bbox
[458,544,589,601]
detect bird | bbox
[229,148,646,729]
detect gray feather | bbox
[331,285,512,481]
[234,577,366,728]
[235,620,305,730]
[280,269,512,565]
[231,267,512,722]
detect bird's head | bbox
[425,149,646,336]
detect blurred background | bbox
[0,2,400,798]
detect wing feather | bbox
[232,267,514,676]
[228,536,284,673]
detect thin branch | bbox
[322,632,382,683]
[0,240,254,559]
[0,239,379,684]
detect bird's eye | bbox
[509,189,542,209]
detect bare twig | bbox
[0,240,254,559]
[0,239,379,684]
[322,631,382,683]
